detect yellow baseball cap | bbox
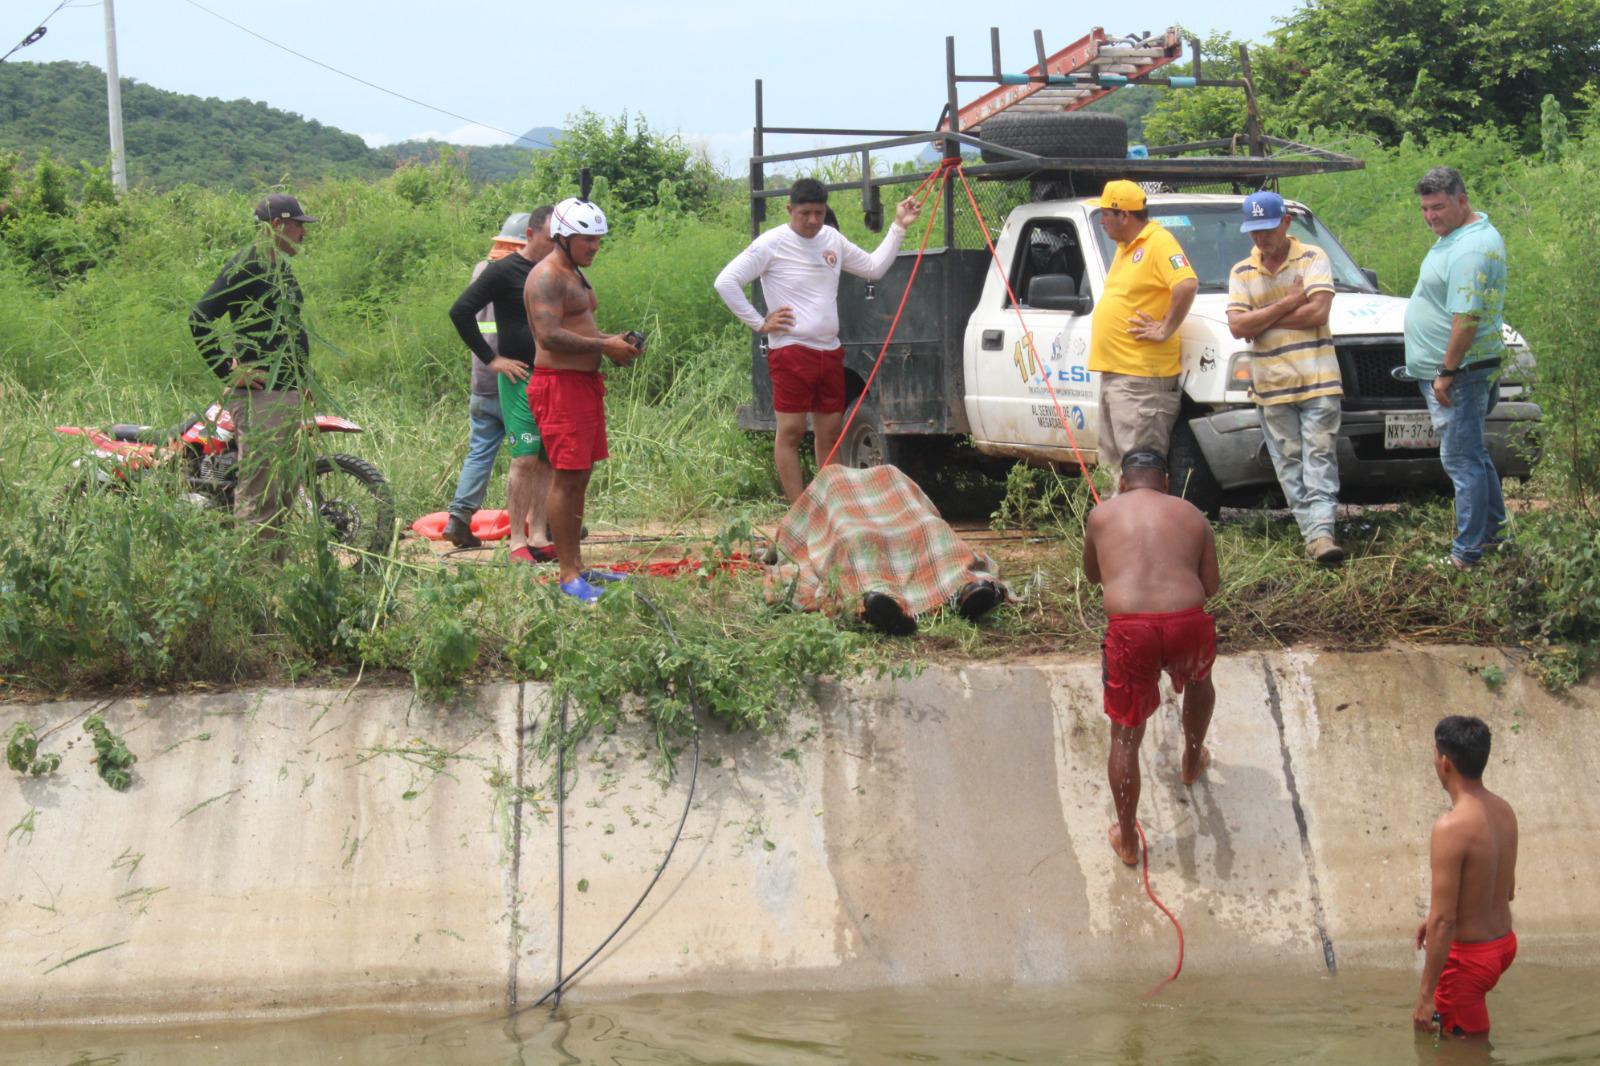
[1093,179,1146,212]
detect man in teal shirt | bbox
[1403,167,1508,570]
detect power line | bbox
[2,0,73,64]
[176,0,554,150]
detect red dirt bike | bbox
[53,402,395,556]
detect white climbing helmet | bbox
[550,197,608,238]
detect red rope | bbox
[819,157,957,469]
[818,160,1101,507]
[1135,818,1185,996]
[951,164,1101,505]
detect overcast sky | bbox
[10,0,1303,171]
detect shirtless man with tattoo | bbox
[523,196,642,603]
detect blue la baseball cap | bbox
[1240,191,1286,232]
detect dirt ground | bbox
[407,495,1511,666]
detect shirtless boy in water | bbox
[524,197,642,604]
[1081,449,1220,866]
[1414,715,1519,1039]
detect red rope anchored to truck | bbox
[819,157,956,468]
[819,160,1101,505]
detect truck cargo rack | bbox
[748,27,1364,243]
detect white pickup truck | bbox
[740,190,1540,515]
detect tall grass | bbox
[5,124,1600,698]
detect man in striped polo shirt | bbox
[1226,191,1345,567]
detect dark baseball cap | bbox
[1121,449,1168,474]
[255,193,318,223]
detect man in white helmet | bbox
[524,197,643,604]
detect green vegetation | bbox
[84,714,137,791]
[384,126,560,185]
[0,115,869,755]
[3,0,1600,758]
[0,61,389,190]
[1145,0,1600,152]
[6,722,61,776]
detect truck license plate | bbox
[1384,412,1439,449]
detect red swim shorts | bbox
[528,369,608,471]
[1101,607,1217,728]
[768,343,846,414]
[1435,930,1517,1035]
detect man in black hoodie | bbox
[190,193,316,540]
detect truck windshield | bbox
[1089,202,1376,294]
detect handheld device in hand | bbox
[624,330,648,352]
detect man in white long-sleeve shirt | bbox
[715,178,920,501]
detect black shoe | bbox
[862,592,917,637]
[956,580,1004,621]
[443,513,482,549]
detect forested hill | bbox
[0,60,391,189]
[384,127,562,184]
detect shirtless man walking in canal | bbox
[1414,715,1519,1040]
[524,197,643,604]
[1081,449,1219,866]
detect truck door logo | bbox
[1012,336,1037,383]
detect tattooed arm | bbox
[525,265,641,366]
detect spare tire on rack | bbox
[978,112,1128,164]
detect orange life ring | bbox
[410,509,513,542]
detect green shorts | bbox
[497,371,545,459]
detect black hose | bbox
[521,584,702,1013]
[553,693,566,1009]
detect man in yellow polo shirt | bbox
[1089,180,1199,486]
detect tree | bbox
[529,110,720,218]
[1140,32,1300,146]
[1542,95,1570,162]
[1270,0,1600,148]
[1084,85,1163,144]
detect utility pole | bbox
[103,0,128,194]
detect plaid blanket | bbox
[763,464,1007,618]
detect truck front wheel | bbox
[1168,421,1223,519]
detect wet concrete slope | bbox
[1,646,1594,1024]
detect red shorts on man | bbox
[1101,607,1217,728]
[528,369,608,471]
[1435,930,1517,1035]
[767,343,846,414]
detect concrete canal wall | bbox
[2,645,1596,1025]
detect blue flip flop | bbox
[558,576,604,604]
[580,569,626,584]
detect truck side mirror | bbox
[1027,274,1093,315]
[1361,267,1379,289]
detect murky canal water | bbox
[2,966,1595,1065]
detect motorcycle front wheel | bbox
[307,453,395,559]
